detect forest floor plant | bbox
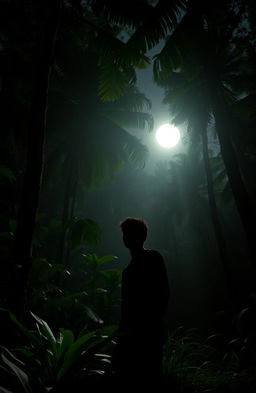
[1,307,256,392]
[163,320,256,393]
[0,309,116,393]
[0,250,121,392]
[24,253,121,334]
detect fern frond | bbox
[102,110,154,132]
[97,59,133,101]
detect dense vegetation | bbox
[1,0,256,391]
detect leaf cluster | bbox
[0,309,117,393]
[25,252,121,333]
[164,323,256,393]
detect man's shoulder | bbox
[144,249,165,265]
[145,249,163,259]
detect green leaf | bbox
[96,324,118,338]
[63,291,88,300]
[0,232,13,239]
[0,387,15,393]
[103,110,154,132]
[1,353,32,393]
[0,165,16,183]
[100,269,121,287]
[69,218,101,248]
[9,219,17,232]
[57,331,96,380]
[56,329,74,362]
[98,59,135,101]
[30,312,57,358]
[83,305,104,324]
[15,349,34,359]
[0,347,25,367]
[0,309,41,349]
[97,255,118,264]
[104,87,152,112]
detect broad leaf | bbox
[0,387,15,393]
[1,353,32,393]
[69,218,101,248]
[0,309,41,349]
[57,331,96,380]
[56,329,74,362]
[0,165,16,183]
[30,312,57,358]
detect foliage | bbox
[210,156,233,204]
[0,165,16,184]
[73,253,121,325]
[25,253,121,333]
[91,0,187,57]
[68,217,102,249]
[1,1,256,391]
[163,324,256,393]
[0,310,117,393]
[151,0,256,275]
[0,219,16,243]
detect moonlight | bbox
[156,124,181,148]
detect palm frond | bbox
[91,24,150,68]
[91,0,186,58]
[102,87,152,112]
[91,0,186,32]
[102,110,154,132]
[153,9,205,83]
[78,116,148,188]
[97,59,134,101]
[121,132,148,168]
[153,36,182,83]
[91,0,150,29]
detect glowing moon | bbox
[156,124,180,148]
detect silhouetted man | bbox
[112,217,169,387]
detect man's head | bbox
[119,217,148,249]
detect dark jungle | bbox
[1,0,256,392]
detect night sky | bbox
[132,43,188,173]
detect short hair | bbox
[119,217,148,243]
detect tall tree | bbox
[44,23,153,265]
[153,0,256,267]
[156,70,235,300]
[3,0,159,313]
[9,0,62,316]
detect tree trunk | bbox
[58,153,78,266]
[201,125,235,303]
[11,0,61,317]
[210,81,256,268]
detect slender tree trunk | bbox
[11,0,61,317]
[201,125,235,303]
[58,155,79,266]
[210,81,256,268]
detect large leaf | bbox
[0,165,16,183]
[153,9,203,82]
[100,269,121,287]
[81,253,117,267]
[97,60,135,101]
[0,309,41,349]
[83,305,104,324]
[102,110,154,132]
[0,388,14,393]
[30,312,57,359]
[57,331,96,380]
[91,0,186,52]
[56,329,74,363]
[1,353,32,393]
[69,218,101,248]
[104,88,152,112]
